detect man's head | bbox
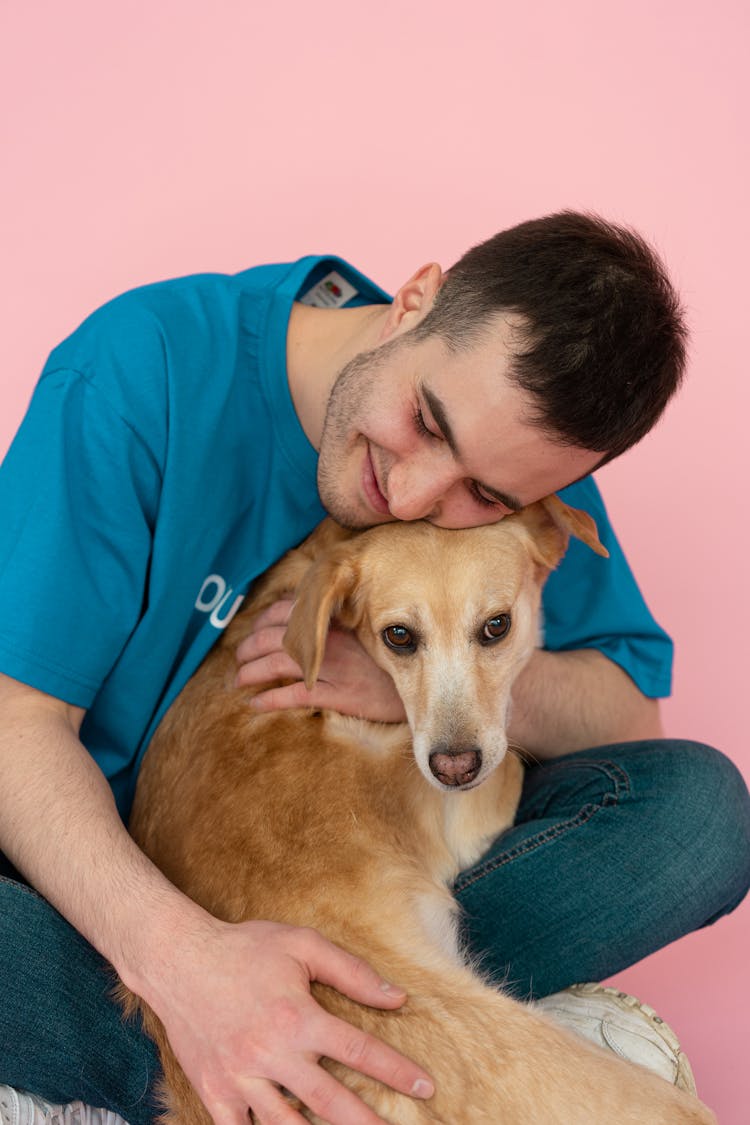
[409,210,688,462]
[315,211,687,530]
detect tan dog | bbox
[125,499,716,1124]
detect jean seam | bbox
[0,874,43,901]
[455,758,630,894]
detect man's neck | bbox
[286,302,388,450]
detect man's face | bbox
[317,316,602,530]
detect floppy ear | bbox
[516,493,610,571]
[283,548,361,689]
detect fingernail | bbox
[411,1078,434,1099]
[379,980,406,998]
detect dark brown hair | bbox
[410,211,688,461]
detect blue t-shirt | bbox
[0,256,673,819]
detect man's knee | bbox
[635,740,750,923]
[521,739,750,926]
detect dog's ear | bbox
[283,547,361,689]
[516,494,609,571]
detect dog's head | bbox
[284,497,607,791]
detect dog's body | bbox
[126,507,715,1124]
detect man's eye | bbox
[470,482,507,510]
[413,405,442,441]
[413,407,431,437]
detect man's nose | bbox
[385,460,458,522]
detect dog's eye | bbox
[481,614,511,644]
[382,625,416,653]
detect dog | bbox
[124,497,716,1124]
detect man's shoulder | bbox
[39,266,289,391]
[49,256,386,356]
[58,269,259,342]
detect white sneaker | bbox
[534,982,697,1094]
[0,1086,129,1125]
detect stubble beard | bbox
[316,340,398,530]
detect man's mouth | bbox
[362,446,390,515]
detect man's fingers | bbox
[238,599,295,651]
[235,651,304,689]
[319,1017,434,1104]
[235,623,289,665]
[248,684,322,712]
[301,930,406,1008]
[255,599,295,626]
[285,1063,396,1125]
[204,1092,273,1125]
[243,1079,308,1125]
[297,932,434,1101]
[249,681,370,714]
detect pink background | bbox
[1,1,747,1118]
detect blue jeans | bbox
[1,740,748,1124]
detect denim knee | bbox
[453,739,749,997]
[526,738,750,929]
[643,740,750,924]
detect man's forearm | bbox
[508,648,664,761]
[0,673,209,1004]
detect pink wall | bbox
[1,1,747,1118]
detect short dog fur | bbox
[124,498,716,1124]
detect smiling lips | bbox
[363,446,390,515]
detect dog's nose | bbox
[429,746,482,787]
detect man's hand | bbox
[141,914,433,1125]
[235,599,406,723]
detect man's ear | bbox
[515,494,610,571]
[379,262,443,341]
[283,548,361,689]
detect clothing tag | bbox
[299,270,359,308]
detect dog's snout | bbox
[428,746,482,787]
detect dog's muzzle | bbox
[428,746,482,787]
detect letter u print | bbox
[209,588,243,628]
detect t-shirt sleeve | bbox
[541,477,673,699]
[0,367,161,707]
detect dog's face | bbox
[284,497,607,792]
[353,522,544,790]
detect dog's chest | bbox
[410,795,509,964]
[432,787,510,881]
[416,886,463,963]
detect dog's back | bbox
[127,515,716,1125]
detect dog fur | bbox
[124,499,716,1124]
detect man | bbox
[0,212,747,1125]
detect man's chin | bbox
[317,483,395,531]
[323,503,396,532]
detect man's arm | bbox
[0,673,433,1125]
[236,604,663,757]
[506,647,663,760]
